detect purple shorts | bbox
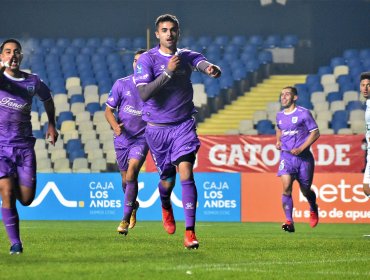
[145,118,200,180]
[114,137,149,171]
[0,145,36,188]
[277,151,314,186]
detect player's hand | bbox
[167,54,180,72]
[114,123,124,136]
[46,125,59,146]
[206,65,221,78]
[276,142,281,150]
[290,147,302,156]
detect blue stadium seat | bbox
[71,38,86,49]
[346,100,365,111]
[231,35,247,46]
[87,37,102,48]
[359,48,370,60]
[258,51,273,64]
[306,74,320,86]
[330,57,345,68]
[102,37,116,48]
[180,36,196,48]
[117,37,132,50]
[281,34,298,48]
[198,36,213,48]
[331,119,348,134]
[56,38,71,49]
[85,102,101,116]
[66,139,83,153]
[327,91,343,103]
[256,120,275,135]
[132,37,146,49]
[249,35,264,48]
[343,49,359,60]
[33,130,44,139]
[263,35,281,48]
[70,95,85,104]
[57,111,74,129]
[296,99,313,110]
[191,71,203,84]
[318,66,332,76]
[68,149,86,163]
[214,35,229,47]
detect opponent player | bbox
[105,49,148,235]
[276,86,320,233]
[134,14,221,249]
[0,38,58,254]
[359,72,370,198]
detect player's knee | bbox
[363,184,370,197]
[19,197,34,206]
[174,153,196,166]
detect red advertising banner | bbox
[145,135,365,173]
[241,173,370,224]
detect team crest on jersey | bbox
[291,117,298,123]
[27,86,35,96]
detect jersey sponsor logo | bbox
[123,105,142,116]
[29,181,83,208]
[0,97,31,112]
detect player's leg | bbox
[145,124,178,234]
[0,177,23,255]
[172,118,201,248]
[297,155,318,228]
[280,174,295,232]
[278,155,295,232]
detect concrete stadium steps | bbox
[197,75,306,135]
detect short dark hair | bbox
[0,38,22,53]
[135,49,146,56]
[360,72,370,81]
[282,86,298,95]
[155,14,179,30]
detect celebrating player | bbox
[0,38,58,254]
[105,49,149,236]
[359,72,370,198]
[134,14,221,249]
[275,86,320,233]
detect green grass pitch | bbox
[0,221,369,280]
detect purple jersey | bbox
[134,45,206,123]
[0,71,51,148]
[276,106,318,155]
[106,74,146,148]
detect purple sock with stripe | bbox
[1,207,21,245]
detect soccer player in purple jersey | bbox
[359,72,370,198]
[105,49,149,236]
[134,14,221,249]
[0,39,58,254]
[275,86,320,233]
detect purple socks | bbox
[282,194,293,222]
[122,180,137,222]
[181,179,197,229]
[1,207,21,245]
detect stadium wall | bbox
[0,0,369,72]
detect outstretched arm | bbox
[197,61,222,78]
